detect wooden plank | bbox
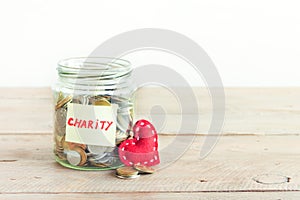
[0,87,52,134]
[0,87,51,99]
[1,192,300,200]
[1,135,300,193]
[0,98,52,134]
[0,87,300,135]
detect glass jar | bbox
[52,57,134,170]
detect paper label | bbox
[65,103,116,147]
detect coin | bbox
[88,152,117,167]
[55,95,72,110]
[53,93,135,170]
[133,165,155,174]
[89,160,110,167]
[116,166,138,177]
[111,96,132,108]
[87,145,113,166]
[57,91,65,101]
[116,129,128,144]
[115,174,140,179]
[54,135,65,153]
[105,147,115,153]
[87,145,108,155]
[89,95,111,106]
[94,98,111,106]
[116,109,132,133]
[67,142,86,150]
[89,152,107,161]
[71,96,82,104]
[95,154,114,163]
[66,150,81,166]
[56,151,67,160]
[54,107,67,136]
[66,147,87,166]
[76,147,87,166]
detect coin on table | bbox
[133,165,155,174]
[55,95,72,110]
[66,147,87,166]
[116,166,139,177]
[115,174,140,179]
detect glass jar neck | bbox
[56,57,132,96]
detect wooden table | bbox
[1,88,300,199]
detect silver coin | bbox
[91,152,115,164]
[88,153,107,161]
[116,129,128,144]
[116,109,132,133]
[71,96,82,104]
[66,150,81,166]
[115,174,140,179]
[110,96,130,108]
[55,107,67,136]
[105,147,116,153]
[87,145,108,155]
[89,159,114,167]
[96,154,113,163]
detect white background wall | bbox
[0,0,299,87]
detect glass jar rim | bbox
[57,57,131,77]
[56,57,132,94]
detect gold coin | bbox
[89,160,110,167]
[129,107,134,120]
[67,142,86,151]
[56,151,67,160]
[116,166,138,177]
[56,92,64,103]
[102,95,111,101]
[55,95,72,110]
[133,165,155,174]
[63,143,70,151]
[93,98,111,106]
[54,135,65,153]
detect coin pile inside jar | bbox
[115,165,155,179]
[53,92,133,169]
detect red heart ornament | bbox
[118,119,160,166]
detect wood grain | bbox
[1,87,300,199]
[1,134,300,194]
[1,192,300,200]
[0,87,299,135]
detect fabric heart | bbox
[118,119,160,166]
